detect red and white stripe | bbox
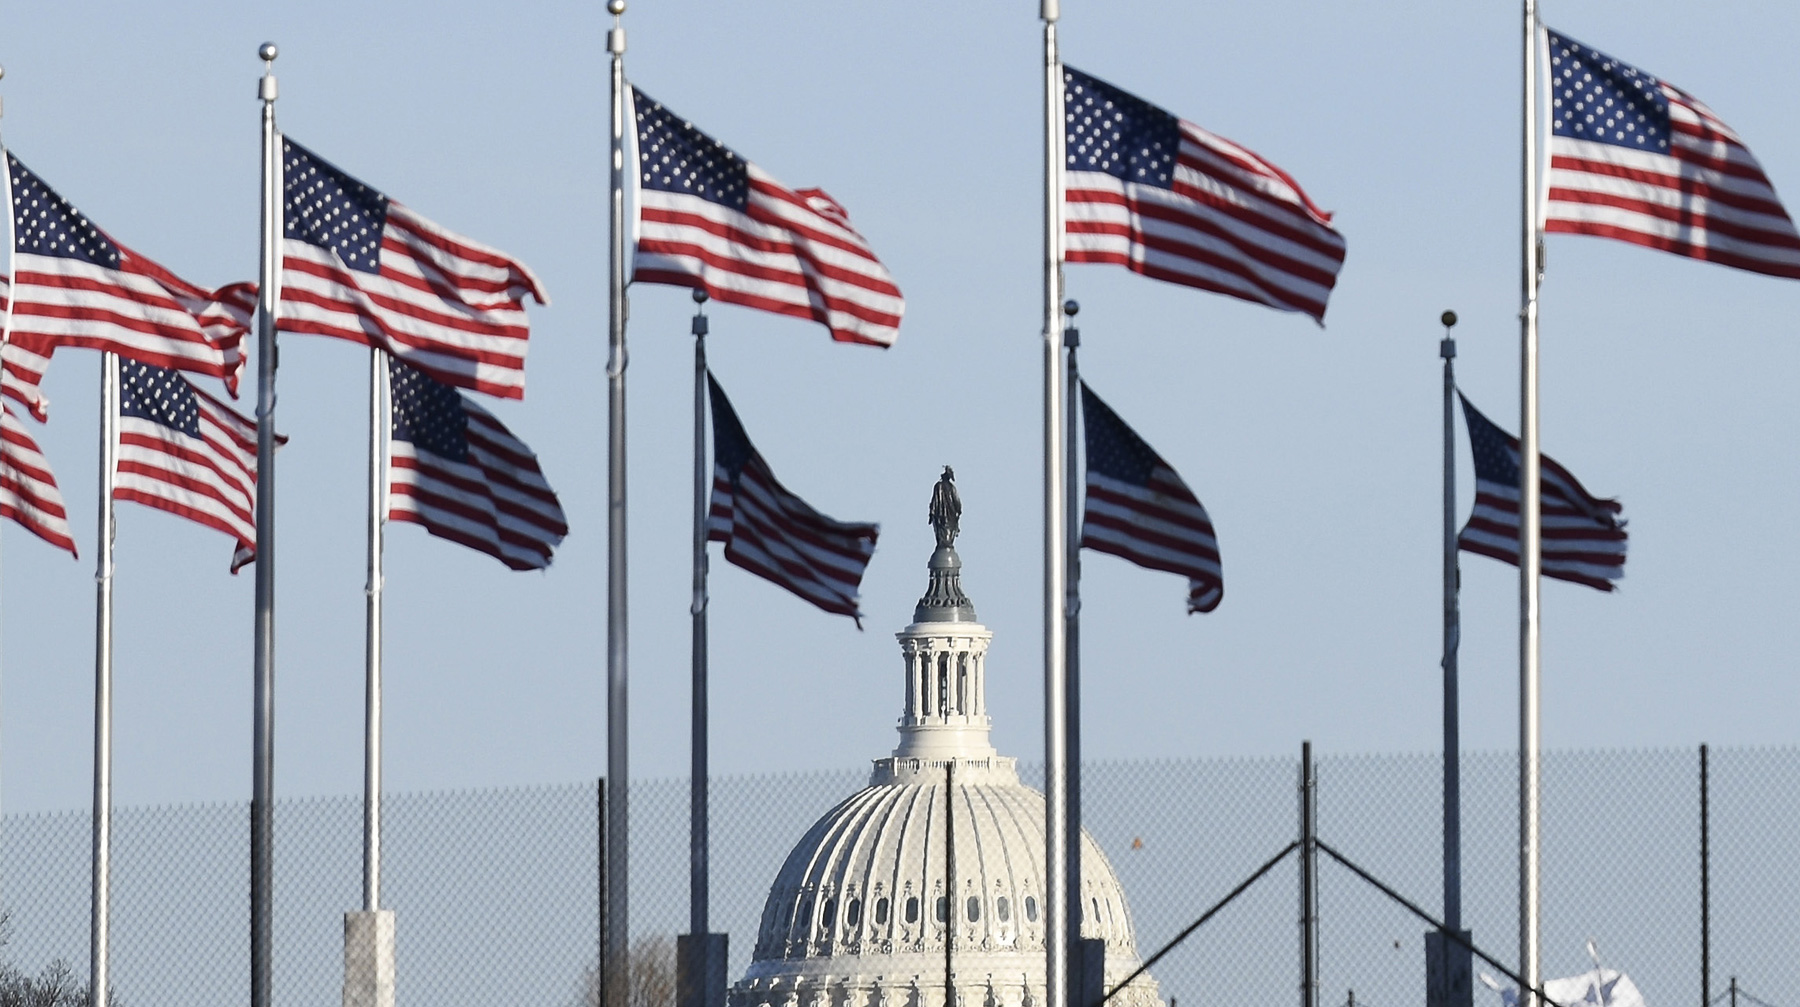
[5,239,251,407]
[115,378,267,571]
[1083,466,1223,614]
[388,399,567,570]
[1547,84,1800,279]
[0,403,76,556]
[1066,120,1348,322]
[635,172,905,348]
[1460,453,1627,594]
[280,202,548,400]
[0,273,53,419]
[707,454,879,623]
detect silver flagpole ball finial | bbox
[258,42,279,62]
[692,288,709,304]
[1440,310,1457,329]
[608,0,626,14]
[1062,299,1079,316]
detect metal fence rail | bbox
[0,746,1790,1007]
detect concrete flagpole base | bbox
[344,910,396,1007]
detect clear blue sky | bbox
[1,0,1796,813]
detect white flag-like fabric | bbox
[1487,967,1645,1007]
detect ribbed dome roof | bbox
[745,763,1138,969]
[730,477,1162,1007]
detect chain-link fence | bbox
[2,746,1792,1007]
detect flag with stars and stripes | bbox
[706,374,878,624]
[1457,393,1626,592]
[2,152,254,417]
[1544,29,1800,279]
[1080,382,1222,613]
[1062,67,1348,323]
[279,140,549,400]
[631,89,905,348]
[116,360,273,571]
[0,404,75,556]
[386,356,566,570]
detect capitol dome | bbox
[729,473,1163,1007]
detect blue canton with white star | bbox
[389,357,470,461]
[1064,67,1180,189]
[706,375,756,479]
[284,139,390,274]
[1459,394,1520,487]
[1547,30,1671,153]
[634,91,750,210]
[119,361,202,437]
[9,154,120,267]
[1082,383,1164,486]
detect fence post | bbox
[1700,743,1710,1007]
[1300,742,1318,1007]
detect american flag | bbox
[1079,382,1222,613]
[387,356,566,570]
[116,360,270,571]
[279,140,549,400]
[0,403,75,556]
[3,152,254,416]
[1544,29,1800,279]
[706,374,878,623]
[1457,393,1626,592]
[631,89,905,348]
[1062,66,1348,322]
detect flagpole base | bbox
[343,910,396,1007]
[678,933,728,1007]
[1426,930,1473,1007]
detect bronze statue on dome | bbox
[928,465,961,549]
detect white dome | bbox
[730,484,1163,1007]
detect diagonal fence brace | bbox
[1313,839,1569,1007]
[1099,840,1301,1007]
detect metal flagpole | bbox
[1062,299,1085,1007]
[1439,311,1461,934]
[679,288,725,1007]
[344,343,396,1006]
[1039,5,1069,1007]
[1427,310,1472,1007]
[251,41,282,1007]
[689,291,708,943]
[0,65,10,926]
[363,347,387,914]
[1517,5,1544,1007]
[90,350,119,1007]
[605,2,631,1001]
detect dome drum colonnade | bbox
[729,473,1163,1007]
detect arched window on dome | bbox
[797,895,813,937]
[846,898,862,930]
[935,896,948,923]
[905,896,919,924]
[875,897,891,926]
[821,898,837,933]
[1024,896,1039,923]
[966,896,980,922]
[996,896,1010,923]
[937,653,950,714]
